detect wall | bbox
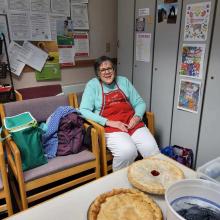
[3,0,117,89]
[117,0,219,166]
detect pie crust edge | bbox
[88,188,163,220]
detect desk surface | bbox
[7,154,196,220]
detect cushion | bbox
[3,95,69,122]
[23,150,95,182]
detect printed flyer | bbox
[179,44,205,79]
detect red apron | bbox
[100,81,144,135]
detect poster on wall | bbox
[70,3,89,30]
[179,44,205,79]
[136,17,145,32]
[33,41,61,81]
[184,1,211,41]
[51,0,70,16]
[157,3,178,24]
[135,33,151,62]
[73,32,89,56]
[177,79,201,114]
[57,35,75,67]
[138,8,149,17]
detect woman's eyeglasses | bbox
[99,67,114,74]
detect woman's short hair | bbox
[94,56,115,77]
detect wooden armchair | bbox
[0,94,100,210]
[0,142,13,216]
[71,92,155,176]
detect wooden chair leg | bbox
[4,183,13,216]
[12,157,28,210]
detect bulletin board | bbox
[0,0,92,77]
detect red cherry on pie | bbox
[151,170,160,176]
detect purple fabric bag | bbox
[161,145,194,168]
[57,113,86,156]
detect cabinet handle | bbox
[154,67,158,71]
[211,76,214,79]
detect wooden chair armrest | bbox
[146,111,155,136]
[86,119,108,175]
[68,93,79,109]
[4,133,23,180]
[83,123,99,156]
[15,90,23,101]
[0,142,4,164]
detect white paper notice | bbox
[8,0,30,11]
[31,0,50,13]
[74,32,89,56]
[136,33,151,62]
[30,13,51,40]
[22,41,48,71]
[8,11,31,41]
[8,41,26,76]
[58,46,75,66]
[49,14,66,40]
[51,0,70,16]
[71,3,89,30]
[138,8,150,17]
[0,0,8,14]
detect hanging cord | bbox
[1,33,15,101]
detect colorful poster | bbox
[35,63,61,81]
[57,35,75,67]
[184,2,211,41]
[177,79,201,113]
[158,3,178,24]
[33,41,61,81]
[179,44,205,79]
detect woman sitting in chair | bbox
[80,56,159,171]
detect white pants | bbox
[105,126,159,171]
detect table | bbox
[6,154,197,220]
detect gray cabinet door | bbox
[117,0,135,82]
[151,0,182,147]
[196,1,220,168]
[171,0,216,164]
[132,0,156,109]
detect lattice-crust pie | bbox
[88,188,163,220]
[128,158,185,195]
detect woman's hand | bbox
[127,116,141,129]
[106,120,128,132]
